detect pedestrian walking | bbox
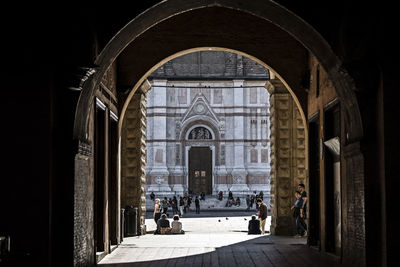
[171,196,178,215]
[162,197,169,214]
[153,198,161,224]
[183,196,188,213]
[179,196,184,216]
[195,196,200,214]
[246,195,251,211]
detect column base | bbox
[229,184,250,197]
[146,184,174,198]
[270,216,295,236]
[171,184,185,197]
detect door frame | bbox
[186,145,215,194]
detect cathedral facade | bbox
[145,51,271,198]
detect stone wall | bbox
[73,141,94,266]
[267,79,306,235]
[343,142,366,266]
[121,92,147,235]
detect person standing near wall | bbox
[291,191,306,237]
[257,198,268,234]
[298,184,307,219]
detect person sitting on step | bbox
[248,215,261,235]
[171,215,185,234]
[236,197,241,207]
[156,213,171,235]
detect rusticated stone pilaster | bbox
[121,92,147,235]
[267,79,306,235]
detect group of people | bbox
[245,191,263,211]
[291,183,308,237]
[151,193,202,218]
[221,190,264,209]
[153,197,269,235]
[224,196,241,207]
[151,186,306,237]
[154,213,185,235]
[247,184,307,237]
[153,197,185,234]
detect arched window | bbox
[188,127,213,140]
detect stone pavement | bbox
[99,213,340,267]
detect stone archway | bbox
[72,0,366,265]
[73,0,362,143]
[118,47,308,238]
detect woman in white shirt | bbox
[171,215,185,234]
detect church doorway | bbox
[189,147,212,195]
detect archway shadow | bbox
[99,235,339,267]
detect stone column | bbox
[267,79,306,235]
[230,79,249,194]
[121,82,150,235]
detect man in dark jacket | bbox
[257,198,268,234]
[248,215,261,234]
[156,213,171,234]
[195,196,200,214]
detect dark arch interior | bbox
[1,1,389,267]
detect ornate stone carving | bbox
[188,127,212,140]
[155,176,164,184]
[268,80,306,236]
[233,176,244,184]
[194,103,206,114]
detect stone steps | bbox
[146,196,253,211]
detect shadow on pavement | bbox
[99,235,339,267]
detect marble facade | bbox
[145,51,271,199]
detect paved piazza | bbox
[98,212,340,267]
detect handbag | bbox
[160,227,171,235]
